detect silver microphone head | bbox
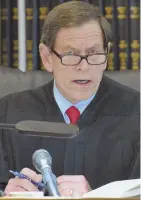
[32,149,52,172]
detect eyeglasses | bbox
[51,48,107,66]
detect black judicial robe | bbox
[0,76,140,190]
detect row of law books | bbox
[0,0,140,71]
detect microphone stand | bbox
[0,120,79,138]
[0,120,79,196]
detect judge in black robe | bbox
[0,1,140,195]
[0,76,139,191]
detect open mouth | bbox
[73,80,91,84]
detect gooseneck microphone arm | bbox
[0,123,15,130]
[0,121,79,195]
[0,120,79,138]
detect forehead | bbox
[54,20,103,50]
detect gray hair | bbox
[41,1,112,49]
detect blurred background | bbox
[0,0,140,97]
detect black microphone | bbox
[32,149,60,196]
[0,120,79,138]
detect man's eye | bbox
[89,49,98,54]
[66,51,74,55]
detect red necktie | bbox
[66,106,80,124]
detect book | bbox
[83,178,141,198]
[39,0,49,71]
[129,0,140,71]
[6,0,13,68]
[90,0,99,7]
[1,0,7,67]
[26,0,33,71]
[12,0,18,69]
[32,0,40,71]
[103,0,116,71]
[116,0,129,71]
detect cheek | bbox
[91,63,106,76]
[53,65,70,84]
[98,63,107,71]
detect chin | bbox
[71,93,94,103]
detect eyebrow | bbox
[85,44,101,51]
[63,44,101,52]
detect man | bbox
[0,1,139,197]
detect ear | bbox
[39,43,53,72]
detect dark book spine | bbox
[12,0,18,68]
[39,0,49,70]
[126,0,132,70]
[98,0,105,15]
[103,0,118,71]
[129,0,140,70]
[33,0,40,70]
[6,0,12,68]
[51,0,64,7]
[1,0,7,67]
[26,1,33,71]
[116,0,129,71]
[111,0,120,71]
[90,0,100,6]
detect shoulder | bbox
[101,76,139,116]
[0,80,54,122]
[0,82,48,104]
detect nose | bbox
[75,58,89,72]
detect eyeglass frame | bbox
[51,47,108,66]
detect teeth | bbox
[76,80,88,83]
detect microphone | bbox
[32,149,60,196]
[0,120,79,138]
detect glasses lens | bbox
[88,55,106,64]
[62,55,81,65]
